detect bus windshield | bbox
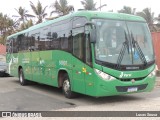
[93,19,154,68]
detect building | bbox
[0,44,6,62]
[152,32,160,70]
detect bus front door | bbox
[72,27,86,94]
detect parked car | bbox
[0,61,8,77]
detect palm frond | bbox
[30,1,38,15]
[25,14,35,17]
[42,13,47,18]
[42,6,48,14]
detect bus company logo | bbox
[40,60,45,65]
[119,72,131,78]
[82,67,87,73]
[12,57,18,63]
[22,58,29,64]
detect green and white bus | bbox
[6,11,156,98]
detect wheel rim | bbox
[19,72,23,83]
[63,79,70,94]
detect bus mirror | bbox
[85,22,97,43]
[90,28,97,43]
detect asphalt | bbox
[0,77,160,120]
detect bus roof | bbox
[7,11,146,39]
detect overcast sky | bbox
[0,0,159,18]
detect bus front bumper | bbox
[94,76,156,97]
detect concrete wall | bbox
[0,44,6,62]
[152,32,160,70]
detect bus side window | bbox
[73,29,84,60]
[61,33,68,50]
[6,39,12,54]
[85,33,92,66]
[13,38,18,53]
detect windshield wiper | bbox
[116,31,129,69]
[116,41,127,69]
[125,31,130,54]
[131,33,147,66]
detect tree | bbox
[156,14,160,24]
[136,8,156,32]
[13,6,34,25]
[118,6,136,15]
[50,0,74,17]
[19,19,34,31]
[30,0,48,24]
[155,14,160,31]
[0,13,15,44]
[81,0,96,10]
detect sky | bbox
[0,0,159,19]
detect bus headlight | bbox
[94,69,115,80]
[148,68,156,77]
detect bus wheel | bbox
[62,74,77,99]
[19,68,27,86]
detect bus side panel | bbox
[20,52,32,80]
[84,64,96,96]
[31,51,40,82]
[39,50,57,86]
[10,53,19,77]
[51,50,73,87]
[72,57,86,94]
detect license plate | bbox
[127,87,138,92]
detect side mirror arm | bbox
[84,22,97,43]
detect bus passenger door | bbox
[84,29,95,96]
[21,33,32,81]
[72,27,86,94]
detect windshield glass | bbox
[93,19,154,67]
[127,22,154,64]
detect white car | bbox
[0,61,8,77]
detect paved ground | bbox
[0,77,160,120]
[0,77,75,111]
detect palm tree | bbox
[81,0,96,10]
[156,14,160,23]
[155,14,160,31]
[136,8,156,31]
[19,19,34,31]
[30,0,48,24]
[118,6,136,15]
[50,0,74,17]
[13,6,34,25]
[0,13,15,44]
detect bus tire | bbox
[19,68,27,86]
[62,74,77,99]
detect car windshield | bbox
[93,19,154,67]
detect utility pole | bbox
[100,0,101,11]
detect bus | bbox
[6,11,156,98]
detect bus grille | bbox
[119,77,146,82]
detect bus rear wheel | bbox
[62,74,77,99]
[19,68,27,86]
